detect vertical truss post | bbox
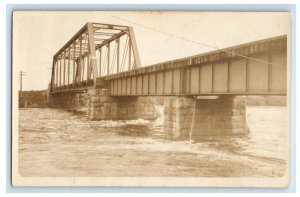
[107,43,110,76]
[80,57,84,82]
[128,27,141,68]
[128,36,131,70]
[56,60,58,88]
[67,47,71,88]
[50,57,55,92]
[72,43,76,86]
[99,47,102,77]
[59,59,62,87]
[87,23,98,86]
[55,59,58,89]
[82,57,85,82]
[56,59,59,88]
[63,52,66,86]
[86,56,89,86]
[116,38,120,73]
[77,34,83,83]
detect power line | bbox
[112,15,286,68]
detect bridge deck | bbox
[101,35,287,96]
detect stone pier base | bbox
[164,96,248,140]
[87,89,158,120]
[164,97,195,139]
[47,92,81,109]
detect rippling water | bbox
[18,106,287,177]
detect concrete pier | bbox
[164,96,195,139]
[164,96,248,140]
[87,89,159,120]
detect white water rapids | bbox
[18,106,288,177]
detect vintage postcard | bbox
[12,11,291,187]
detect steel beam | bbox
[77,34,83,83]
[95,31,126,51]
[106,46,286,96]
[87,23,97,86]
[59,59,62,87]
[55,60,58,90]
[107,43,110,76]
[116,38,120,73]
[73,43,76,85]
[54,24,88,59]
[99,48,102,77]
[67,47,71,87]
[92,22,129,31]
[128,27,141,68]
[50,57,55,91]
[63,52,66,86]
[128,37,131,70]
[86,56,89,86]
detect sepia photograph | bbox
[12,11,291,187]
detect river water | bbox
[18,106,288,177]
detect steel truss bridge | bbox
[50,22,287,96]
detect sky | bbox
[13,11,290,90]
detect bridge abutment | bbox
[164,96,248,140]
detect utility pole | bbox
[19,71,27,92]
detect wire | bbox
[112,15,286,68]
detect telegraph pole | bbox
[19,71,27,92]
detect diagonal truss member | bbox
[50,22,141,92]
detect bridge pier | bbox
[164,96,248,140]
[47,92,81,110]
[87,89,159,120]
[50,90,248,140]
